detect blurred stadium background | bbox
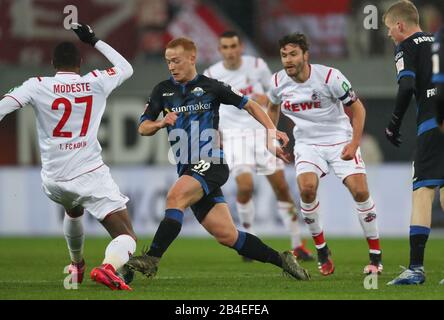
[1,0,444,237]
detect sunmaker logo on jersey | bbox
[171,102,212,113]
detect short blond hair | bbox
[166,37,197,53]
[383,1,419,26]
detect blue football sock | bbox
[409,225,430,269]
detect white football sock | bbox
[300,198,323,236]
[277,201,302,248]
[236,199,255,234]
[63,213,84,264]
[103,234,136,270]
[356,197,380,253]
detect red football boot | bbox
[90,263,132,291]
[318,258,335,276]
[317,246,335,276]
[293,242,315,262]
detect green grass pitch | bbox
[0,237,443,300]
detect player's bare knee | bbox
[219,235,237,247]
[273,183,290,199]
[352,189,369,202]
[166,192,177,207]
[237,178,253,195]
[237,187,253,203]
[215,229,237,247]
[300,184,317,203]
[166,191,187,210]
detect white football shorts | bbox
[41,164,129,220]
[294,141,366,181]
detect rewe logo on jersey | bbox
[239,85,254,96]
[283,100,321,112]
[171,102,212,113]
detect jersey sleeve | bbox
[327,69,358,106]
[267,72,281,105]
[395,42,416,82]
[3,78,36,107]
[432,27,444,84]
[213,80,248,109]
[92,40,133,96]
[93,67,128,97]
[139,85,163,124]
[0,96,22,121]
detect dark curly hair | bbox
[278,33,309,53]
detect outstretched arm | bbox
[94,41,134,81]
[0,96,22,122]
[71,23,133,80]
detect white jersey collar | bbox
[55,72,81,77]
